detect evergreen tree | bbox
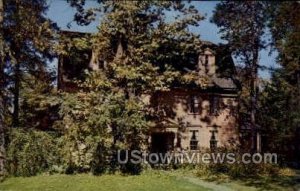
[258,2,300,161]
[0,0,6,180]
[269,2,300,109]
[3,0,57,127]
[0,0,57,177]
[212,1,269,152]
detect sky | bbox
[46,0,278,79]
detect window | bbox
[189,95,200,114]
[209,130,218,151]
[190,130,199,150]
[204,54,209,73]
[209,95,219,115]
[199,51,213,73]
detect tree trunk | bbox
[297,71,300,109]
[250,39,260,153]
[0,0,6,180]
[11,0,21,128]
[12,60,20,127]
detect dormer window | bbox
[204,54,209,73]
[198,48,216,76]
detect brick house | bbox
[148,43,240,152]
[58,31,240,152]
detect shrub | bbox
[196,158,282,179]
[6,129,63,176]
[278,167,296,176]
[195,147,282,179]
[196,163,211,177]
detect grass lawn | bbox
[1,170,300,191]
[169,169,300,191]
[0,171,211,191]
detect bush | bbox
[6,129,63,176]
[195,148,282,179]
[196,163,211,177]
[196,159,282,179]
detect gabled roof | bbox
[212,77,237,89]
[58,30,240,92]
[199,42,240,91]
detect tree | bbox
[257,2,300,161]
[0,0,6,180]
[3,0,57,127]
[0,0,57,177]
[212,1,269,152]
[59,1,206,173]
[68,1,206,93]
[56,71,149,174]
[268,2,300,109]
[257,69,298,160]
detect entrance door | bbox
[151,132,174,153]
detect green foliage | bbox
[2,0,57,127]
[19,70,59,130]
[212,2,269,60]
[54,1,208,175]
[196,161,281,179]
[258,69,300,161]
[90,1,205,93]
[196,148,281,179]
[255,2,300,162]
[6,129,63,177]
[269,2,300,75]
[0,0,57,178]
[212,2,271,152]
[55,71,149,174]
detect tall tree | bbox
[0,0,57,176]
[258,69,298,159]
[0,0,6,180]
[59,1,206,173]
[3,0,57,127]
[269,2,300,108]
[257,2,300,160]
[212,1,269,152]
[68,1,205,93]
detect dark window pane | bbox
[189,95,199,113]
[205,55,209,73]
[190,130,199,150]
[209,95,219,115]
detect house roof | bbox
[200,43,240,91]
[212,77,237,89]
[58,30,240,92]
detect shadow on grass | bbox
[203,173,300,191]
